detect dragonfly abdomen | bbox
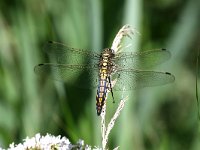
[96,78,109,115]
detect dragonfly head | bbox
[102,48,115,58]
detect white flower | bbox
[4,133,90,150]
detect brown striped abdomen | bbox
[96,78,108,115]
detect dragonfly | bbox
[34,41,175,116]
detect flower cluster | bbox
[2,133,92,150]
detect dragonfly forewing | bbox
[44,41,100,64]
[114,48,171,70]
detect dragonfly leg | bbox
[108,76,115,103]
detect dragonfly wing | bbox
[112,69,175,91]
[34,63,99,89]
[44,41,100,64]
[114,49,171,69]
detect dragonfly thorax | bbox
[99,48,115,71]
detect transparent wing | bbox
[44,41,101,64]
[112,69,175,91]
[34,63,99,89]
[114,49,171,69]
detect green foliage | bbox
[0,0,200,149]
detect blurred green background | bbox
[0,0,200,149]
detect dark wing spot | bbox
[165,72,171,75]
[38,64,44,66]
